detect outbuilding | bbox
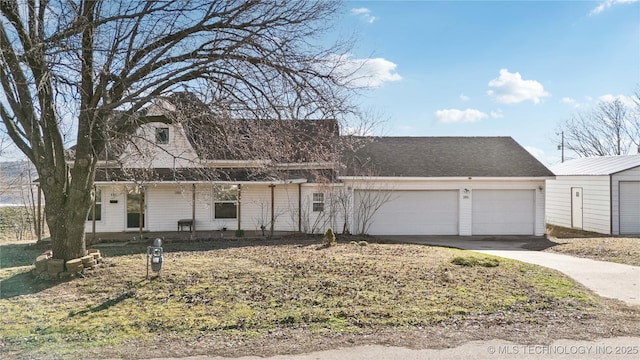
[545,155,640,235]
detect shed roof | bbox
[550,155,640,176]
[342,136,554,178]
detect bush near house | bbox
[0,206,35,242]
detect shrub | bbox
[358,240,368,246]
[451,256,499,268]
[323,228,336,246]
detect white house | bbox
[545,155,640,235]
[82,97,554,236]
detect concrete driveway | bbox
[385,236,640,306]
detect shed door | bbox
[571,187,583,229]
[619,181,640,234]
[472,190,535,235]
[354,190,459,235]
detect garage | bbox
[472,190,535,235]
[355,190,459,235]
[619,181,640,234]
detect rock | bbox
[66,258,83,273]
[47,259,64,275]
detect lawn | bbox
[1,238,639,359]
[545,225,640,266]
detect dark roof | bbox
[342,137,554,178]
[182,118,339,162]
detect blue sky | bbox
[340,0,640,165]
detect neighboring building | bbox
[81,96,554,236]
[546,155,640,235]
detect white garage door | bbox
[472,190,535,235]
[619,181,640,234]
[355,190,458,235]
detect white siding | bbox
[300,184,344,234]
[240,183,300,232]
[119,122,200,169]
[545,176,611,234]
[85,185,124,233]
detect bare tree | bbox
[559,96,639,158]
[1,0,354,260]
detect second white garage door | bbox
[355,190,459,235]
[472,190,535,235]
[619,181,640,235]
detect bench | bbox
[177,219,193,232]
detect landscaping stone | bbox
[65,258,83,274]
[47,259,64,275]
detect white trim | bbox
[93,178,308,185]
[338,176,555,182]
[201,159,270,167]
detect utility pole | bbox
[557,131,565,163]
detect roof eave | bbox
[338,176,555,181]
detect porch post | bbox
[298,183,302,232]
[37,184,41,242]
[269,184,275,237]
[237,184,242,231]
[192,183,196,235]
[92,185,97,243]
[139,185,144,238]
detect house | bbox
[545,155,640,235]
[83,97,554,236]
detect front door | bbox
[127,187,145,229]
[571,187,583,229]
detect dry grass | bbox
[545,225,640,266]
[1,238,639,359]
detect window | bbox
[88,188,102,221]
[214,185,238,219]
[156,127,169,144]
[312,192,324,212]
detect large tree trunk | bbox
[39,157,96,261]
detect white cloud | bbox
[334,54,402,88]
[561,97,581,108]
[459,93,470,101]
[487,69,550,104]
[434,108,488,123]
[524,146,554,166]
[598,94,636,108]
[590,0,638,16]
[351,8,376,23]
[490,109,504,118]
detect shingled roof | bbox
[342,136,554,178]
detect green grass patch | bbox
[0,241,601,356]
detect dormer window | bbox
[156,127,169,144]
